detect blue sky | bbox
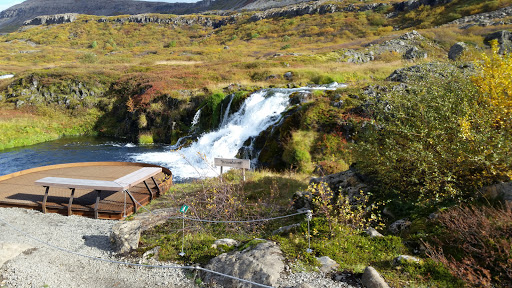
[0,0,200,12]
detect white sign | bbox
[214,158,251,169]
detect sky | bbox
[0,0,200,12]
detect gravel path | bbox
[0,208,195,288]
[0,207,359,288]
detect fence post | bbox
[306,210,313,254]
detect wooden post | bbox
[68,188,75,216]
[42,186,49,214]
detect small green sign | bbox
[180,205,189,213]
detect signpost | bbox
[214,158,251,181]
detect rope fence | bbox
[0,206,314,288]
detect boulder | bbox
[212,238,239,249]
[110,208,177,254]
[316,256,339,273]
[388,219,411,234]
[481,182,512,202]
[110,220,142,254]
[403,46,427,60]
[448,42,468,60]
[203,241,285,288]
[361,266,390,288]
[366,227,383,238]
[284,72,294,81]
[484,30,512,53]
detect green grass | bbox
[0,106,100,150]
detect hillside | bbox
[0,0,320,33]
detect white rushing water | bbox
[131,84,346,180]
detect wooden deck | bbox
[0,162,172,220]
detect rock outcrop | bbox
[203,241,286,288]
[23,13,78,26]
[386,62,474,83]
[447,6,512,29]
[393,0,454,12]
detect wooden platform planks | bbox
[0,162,172,220]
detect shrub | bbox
[426,204,512,287]
[355,72,512,209]
[90,40,98,48]
[138,132,153,145]
[472,40,512,125]
[309,182,384,233]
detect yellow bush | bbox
[472,40,512,122]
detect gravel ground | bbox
[0,207,359,288]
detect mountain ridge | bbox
[0,0,317,33]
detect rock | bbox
[272,223,301,235]
[361,266,390,288]
[316,256,339,273]
[448,42,468,60]
[289,91,312,105]
[292,190,313,211]
[203,241,285,288]
[0,242,34,267]
[481,182,512,202]
[393,255,422,266]
[483,30,512,53]
[110,220,142,254]
[343,49,374,63]
[284,72,294,81]
[212,238,239,249]
[133,208,177,230]
[109,208,177,254]
[386,62,474,83]
[139,246,161,264]
[366,227,383,238]
[400,30,424,40]
[224,46,230,50]
[403,46,427,60]
[448,6,512,29]
[23,13,78,26]
[388,219,411,234]
[309,168,369,204]
[265,74,280,81]
[393,0,453,12]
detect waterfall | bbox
[191,108,201,129]
[220,94,234,127]
[131,84,346,181]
